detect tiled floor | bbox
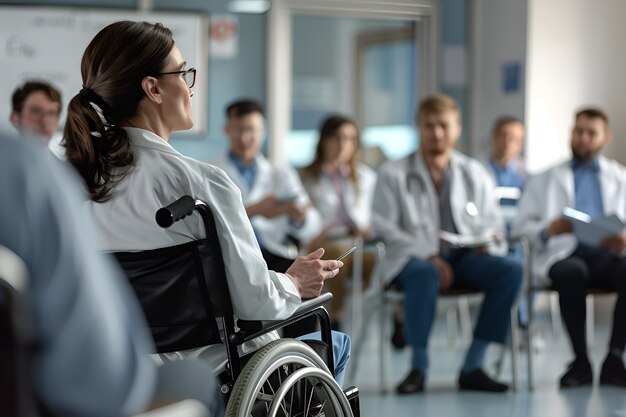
[344,294,626,417]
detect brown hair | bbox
[416,93,460,123]
[491,115,523,135]
[303,115,361,195]
[11,81,62,113]
[576,108,609,127]
[63,21,174,202]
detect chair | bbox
[524,249,618,390]
[115,196,359,417]
[348,238,523,394]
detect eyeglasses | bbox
[155,68,196,88]
[22,106,60,120]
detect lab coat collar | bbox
[124,127,183,157]
[571,156,600,171]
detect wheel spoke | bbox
[305,378,315,417]
[266,372,289,417]
[313,400,326,417]
[289,384,295,417]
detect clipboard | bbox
[438,230,496,248]
[562,207,625,246]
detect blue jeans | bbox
[299,331,351,387]
[393,251,522,371]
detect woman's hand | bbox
[284,248,343,298]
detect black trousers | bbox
[260,248,318,337]
[549,245,626,360]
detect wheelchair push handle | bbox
[156,195,197,228]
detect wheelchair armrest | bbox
[293,292,333,315]
[231,293,333,344]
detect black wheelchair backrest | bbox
[115,197,235,353]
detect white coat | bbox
[212,153,322,259]
[512,156,626,283]
[86,128,302,365]
[373,150,506,282]
[300,163,377,236]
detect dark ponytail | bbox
[63,21,174,202]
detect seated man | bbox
[373,94,522,394]
[0,132,222,416]
[482,115,526,205]
[10,80,65,157]
[513,108,626,388]
[212,99,322,272]
[481,116,532,326]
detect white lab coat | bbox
[512,156,626,283]
[86,128,302,364]
[212,153,322,259]
[300,163,377,236]
[373,150,506,282]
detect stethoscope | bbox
[405,155,479,220]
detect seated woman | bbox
[299,115,377,330]
[62,21,350,385]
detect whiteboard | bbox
[0,6,209,135]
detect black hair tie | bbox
[80,87,117,126]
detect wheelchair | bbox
[115,196,360,417]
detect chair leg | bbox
[586,294,594,350]
[350,238,364,338]
[550,292,560,337]
[510,305,520,391]
[376,242,390,395]
[458,296,472,345]
[381,296,391,394]
[346,289,377,384]
[527,293,535,391]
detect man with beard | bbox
[373,94,522,393]
[514,108,626,388]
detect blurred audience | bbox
[373,94,522,394]
[213,99,323,272]
[300,115,378,330]
[513,108,626,388]
[10,80,65,157]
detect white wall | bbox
[469,0,527,158]
[525,0,626,173]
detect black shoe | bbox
[559,358,592,388]
[396,369,425,394]
[391,317,407,349]
[600,353,626,387]
[458,369,509,392]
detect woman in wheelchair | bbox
[62,20,355,417]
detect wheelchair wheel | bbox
[225,338,353,417]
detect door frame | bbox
[267,0,437,164]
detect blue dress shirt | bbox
[228,151,258,191]
[489,158,526,190]
[572,157,604,219]
[489,158,525,207]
